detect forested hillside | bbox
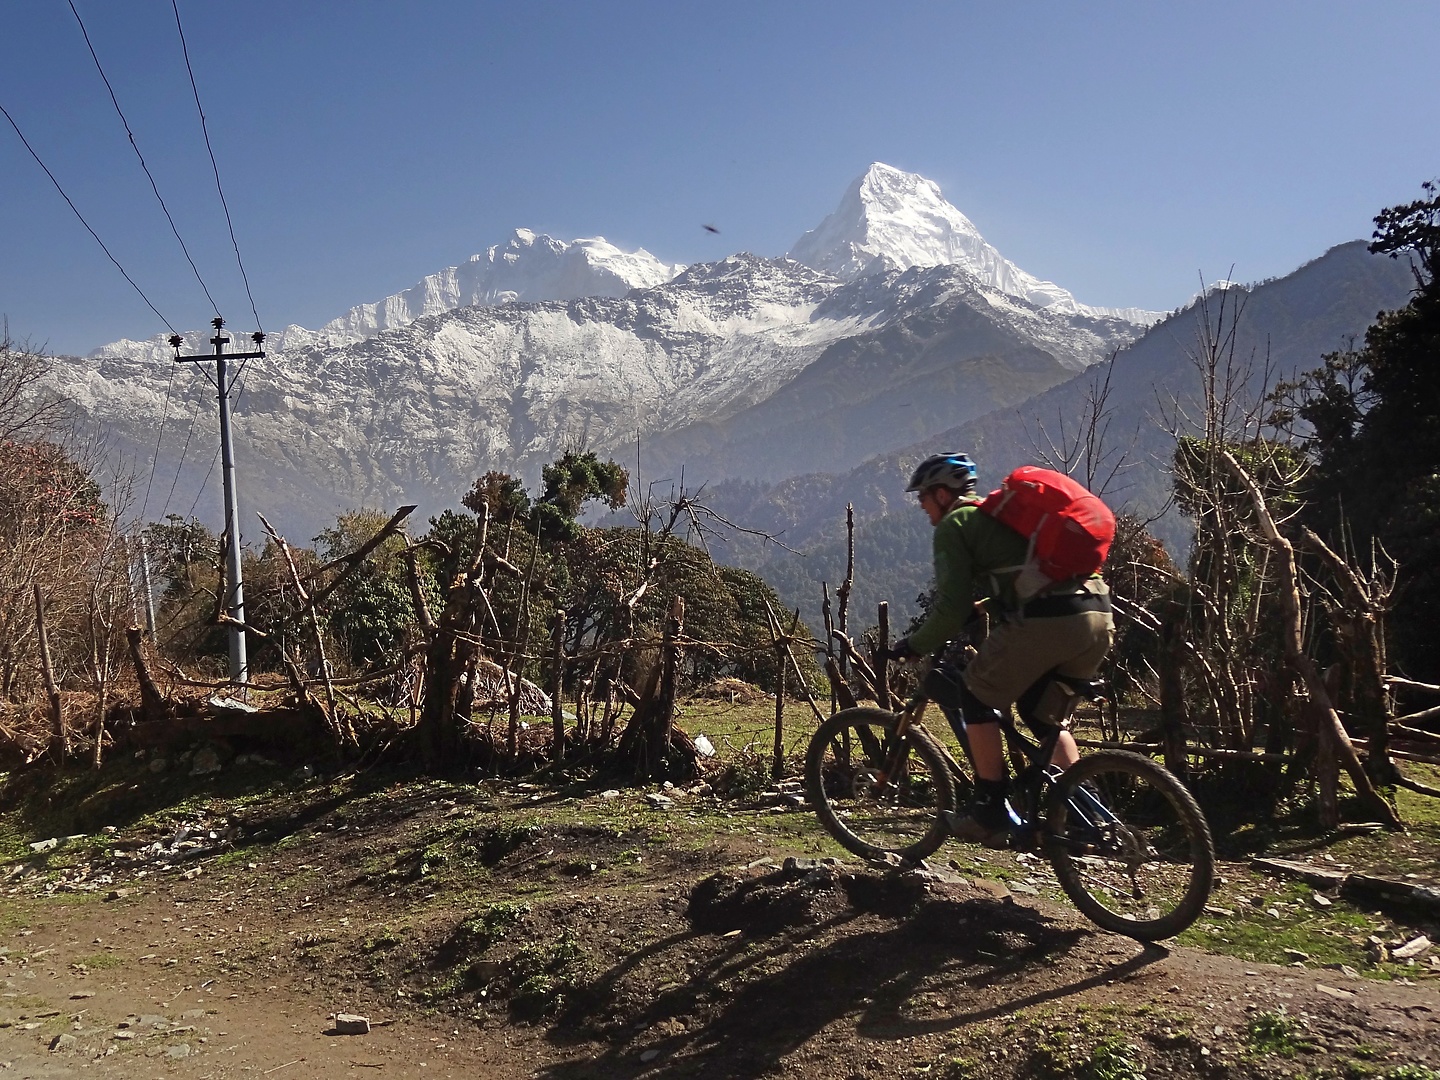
[703,240,1416,634]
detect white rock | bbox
[1392,935,1431,960]
[333,1013,370,1035]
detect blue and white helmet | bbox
[905,453,978,495]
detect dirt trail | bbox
[0,888,547,1079]
[3,854,1437,1080]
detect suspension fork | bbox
[871,698,929,793]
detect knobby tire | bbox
[1045,750,1215,940]
[805,707,956,863]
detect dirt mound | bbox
[688,860,1076,945]
[688,677,768,705]
[688,861,859,932]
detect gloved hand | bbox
[882,637,917,663]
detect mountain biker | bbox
[887,453,1115,847]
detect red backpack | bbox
[978,466,1115,598]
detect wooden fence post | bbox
[659,596,684,754]
[837,504,855,646]
[125,625,168,725]
[34,584,65,763]
[551,611,566,760]
[1316,704,1340,830]
[1158,602,1190,780]
[876,601,891,711]
[770,614,787,779]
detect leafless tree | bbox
[1025,352,1138,499]
[1154,280,1298,752]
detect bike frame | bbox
[807,669,1217,938]
[883,682,1102,852]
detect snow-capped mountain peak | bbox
[789,162,1161,326]
[789,163,985,280]
[90,229,685,363]
[293,229,684,350]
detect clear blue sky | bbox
[3,1,1436,356]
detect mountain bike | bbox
[804,661,1215,940]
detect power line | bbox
[0,101,177,335]
[172,0,263,334]
[140,364,178,522]
[188,444,220,521]
[158,393,205,523]
[68,0,222,320]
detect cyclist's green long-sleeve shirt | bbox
[907,501,1029,656]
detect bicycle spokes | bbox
[807,708,955,863]
[1045,752,1214,940]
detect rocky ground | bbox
[1,755,1437,1079]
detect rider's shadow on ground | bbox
[538,869,1164,1079]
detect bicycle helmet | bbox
[906,453,978,495]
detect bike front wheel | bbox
[805,707,957,864]
[1045,751,1215,940]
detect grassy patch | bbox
[1034,1030,1147,1080]
[1027,1009,1154,1080]
[453,902,529,953]
[1176,877,1410,975]
[71,950,125,971]
[1079,1037,1148,1080]
[479,820,543,865]
[507,929,587,1018]
[1244,1008,1314,1058]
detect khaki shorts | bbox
[963,581,1115,710]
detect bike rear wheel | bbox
[1045,751,1214,940]
[805,707,956,863]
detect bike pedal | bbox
[1007,827,1039,853]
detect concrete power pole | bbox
[172,317,266,686]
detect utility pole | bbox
[172,317,265,686]
[137,535,157,638]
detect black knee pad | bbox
[957,679,1004,727]
[922,665,966,713]
[1015,676,1075,739]
[925,666,1002,746]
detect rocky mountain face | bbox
[634,262,1140,485]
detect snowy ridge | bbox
[789,163,1163,327]
[90,229,682,363]
[89,164,1159,364]
[297,230,682,348]
[51,249,1143,539]
[55,163,1179,537]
